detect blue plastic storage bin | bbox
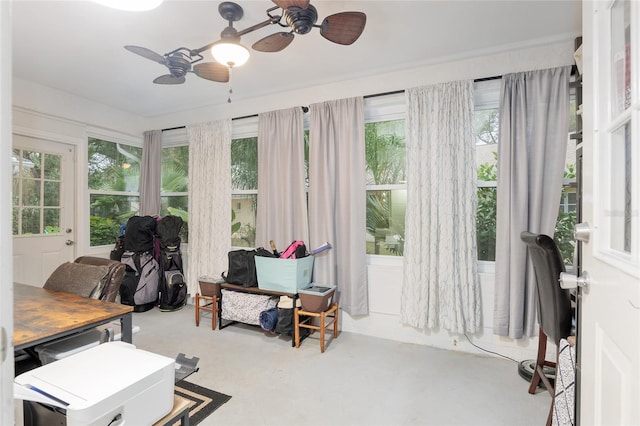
[255,255,314,293]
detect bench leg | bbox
[294,308,301,348]
[320,311,326,353]
[195,293,201,327]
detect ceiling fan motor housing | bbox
[167,54,191,77]
[284,5,318,35]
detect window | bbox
[365,119,407,256]
[88,137,141,246]
[474,80,500,261]
[231,135,258,247]
[473,79,578,266]
[161,144,189,243]
[12,148,62,235]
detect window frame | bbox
[364,93,407,262]
[160,128,190,245]
[86,129,142,249]
[231,116,259,249]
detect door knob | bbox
[573,222,591,243]
[65,240,75,246]
[560,271,590,293]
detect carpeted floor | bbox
[174,380,232,426]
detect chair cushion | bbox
[44,262,110,299]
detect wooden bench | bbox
[154,394,191,426]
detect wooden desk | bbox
[14,283,134,351]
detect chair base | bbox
[195,293,217,330]
[294,303,339,353]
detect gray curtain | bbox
[401,81,481,334]
[186,120,232,296]
[493,66,571,339]
[309,97,368,316]
[255,107,309,250]
[140,129,162,216]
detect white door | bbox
[12,135,76,286]
[579,1,640,424]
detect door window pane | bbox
[44,181,60,206]
[44,153,61,179]
[12,148,63,236]
[611,0,632,116]
[610,122,632,253]
[21,208,40,235]
[44,208,60,234]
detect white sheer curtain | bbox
[186,120,232,296]
[309,97,368,316]
[401,80,481,334]
[140,129,162,216]
[255,107,308,250]
[493,66,570,339]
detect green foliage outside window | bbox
[365,120,406,256]
[88,138,141,246]
[231,137,258,247]
[474,155,577,265]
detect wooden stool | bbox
[294,302,339,353]
[154,394,191,426]
[195,293,217,330]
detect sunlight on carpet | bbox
[173,381,231,425]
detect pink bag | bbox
[280,240,307,259]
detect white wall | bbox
[12,39,576,362]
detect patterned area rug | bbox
[174,381,232,425]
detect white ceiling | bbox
[12,0,582,118]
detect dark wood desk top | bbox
[14,283,133,350]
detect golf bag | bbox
[157,215,187,312]
[119,215,160,312]
[120,251,160,313]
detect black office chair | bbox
[520,231,574,426]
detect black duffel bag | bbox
[222,249,258,287]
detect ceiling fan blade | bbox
[320,12,367,45]
[272,0,309,9]
[124,45,166,64]
[193,62,230,83]
[252,32,295,52]
[153,74,186,85]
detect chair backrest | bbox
[74,256,125,303]
[520,231,573,345]
[44,262,111,299]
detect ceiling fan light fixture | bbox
[93,0,163,11]
[211,41,250,68]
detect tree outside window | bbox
[161,145,189,243]
[474,97,578,266]
[88,137,141,246]
[365,119,406,256]
[12,149,62,236]
[231,136,258,247]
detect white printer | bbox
[15,341,175,426]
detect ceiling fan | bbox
[124,0,367,85]
[252,0,367,53]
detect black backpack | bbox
[156,215,184,251]
[124,215,158,253]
